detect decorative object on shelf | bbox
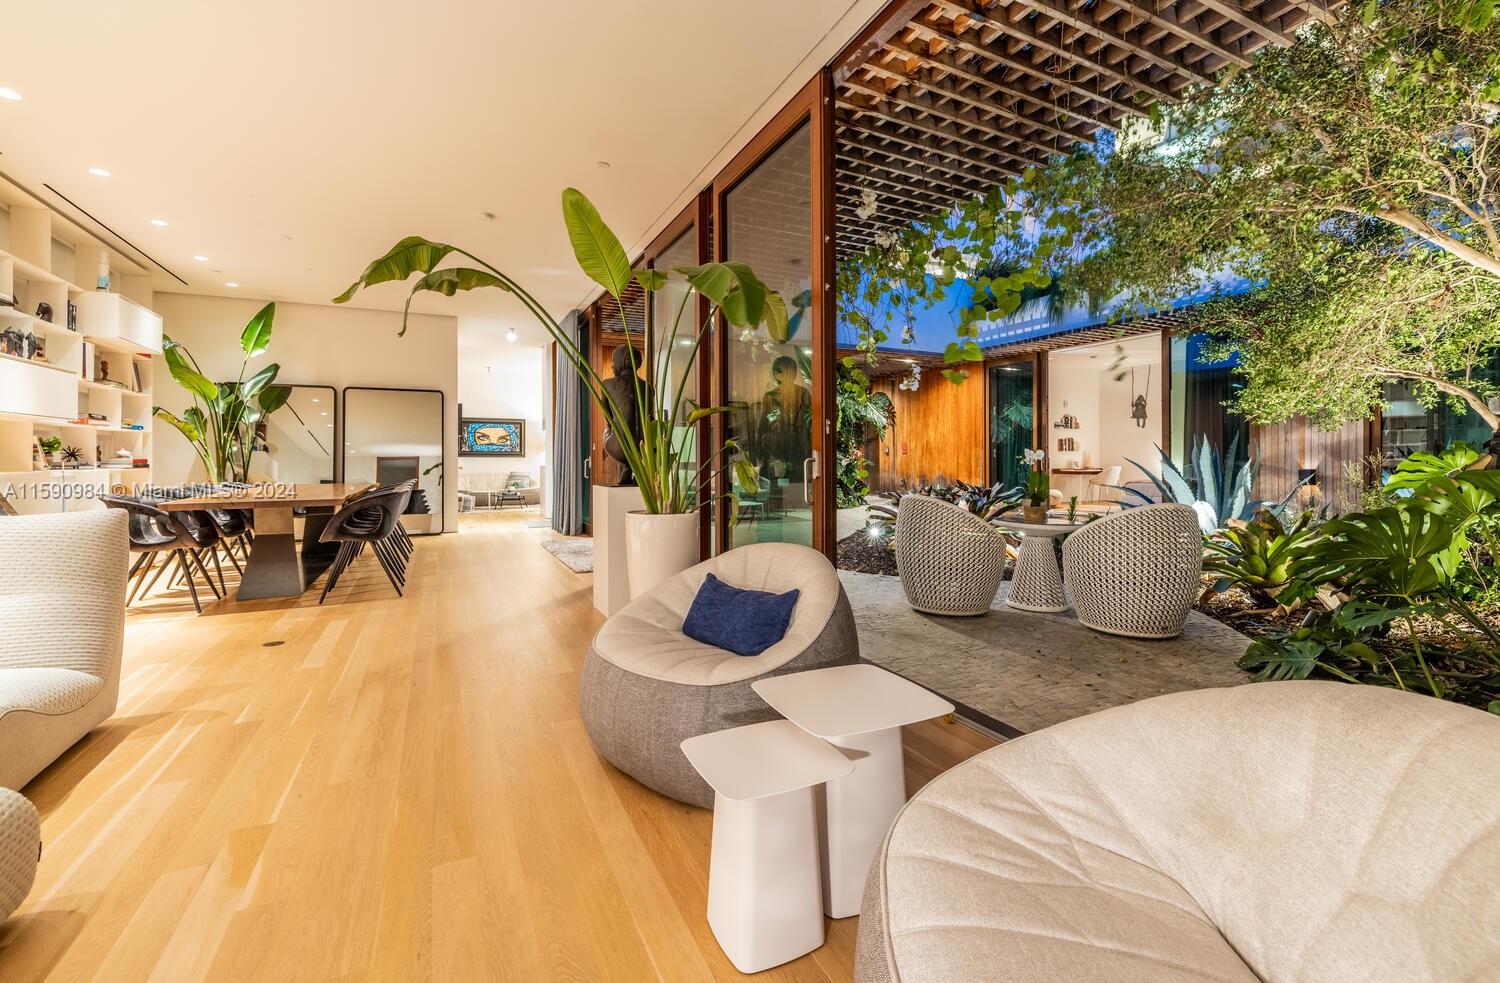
[459,418,524,457]
[95,354,112,384]
[1057,436,1077,452]
[1055,412,1080,430]
[60,446,82,465]
[0,293,14,308]
[96,249,110,291]
[1021,448,1049,523]
[31,332,46,363]
[131,362,143,392]
[0,327,22,357]
[154,302,288,483]
[66,300,77,331]
[87,412,108,423]
[33,302,52,323]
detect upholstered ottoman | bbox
[580,543,859,808]
[857,682,1500,982]
[1,788,39,922]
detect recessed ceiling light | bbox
[225,281,239,288]
[505,329,518,342]
[321,411,328,416]
[150,219,168,227]
[88,167,110,177]
[0,88,20,101]
[192,255,208,262]
[312,398,320,403]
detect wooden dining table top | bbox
[157,483,376,511]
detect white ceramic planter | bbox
[625,511,700,598]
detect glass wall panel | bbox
[1170,333,1250,467]
[723,123,814,547]
[652,230,700,494]
[989,361,1034,489]
[1381,352,1499,459]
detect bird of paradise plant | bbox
[334,189,771,518]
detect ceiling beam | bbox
[838,126,1010,187]
[832,0,936,85]
[838,145,995,201]
[1006,0,1225,79]
[906,17,1146,118]
[842,78,1068,161]
[928,0,1181,103]
[1105,0,1256,68]
[880,36,1115,130]
[836,113,1024,182]
[841,100,1041,172]
[837,171,963,214]
[1189,0,1297,43]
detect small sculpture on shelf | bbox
[34,302,53,323]
[61,446,83,466]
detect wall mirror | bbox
[250,384,336,485]
[342,387,444,535]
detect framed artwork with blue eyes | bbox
[460,418,524,456]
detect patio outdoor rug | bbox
[841,570,1250,736]
[541,538,593,573]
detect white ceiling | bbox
[1049,332,1162,369]
[0,0,883,359]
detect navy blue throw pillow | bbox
[682,573,800,657]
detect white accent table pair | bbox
[681,664,953,974]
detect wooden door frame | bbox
[643,191,714,559]
[709,70,837,557]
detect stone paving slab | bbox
[841,570,1252,735]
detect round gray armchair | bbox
[580,542,858,808]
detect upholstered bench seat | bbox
[858,682,1500,983]
[0,788,39,922]
[581,543,859,807]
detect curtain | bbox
[550,310,584,535]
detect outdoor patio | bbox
[843,570,1249,735]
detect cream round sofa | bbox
[580,543,858,808]
[1,788,39,922]
[857,682,1500,983]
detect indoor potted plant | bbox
[1022,448,1050,523]
[334,189,772,596]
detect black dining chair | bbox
[104,495,223,614]
[316,485,413,603]
[144,486,230,596]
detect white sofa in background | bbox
[857,682,1500,983]
[458,469,540,507]
[0,510,128,790]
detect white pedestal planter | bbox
[625,510,699,599]
[592,484,644,617]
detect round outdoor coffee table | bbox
[993,516,1090,613]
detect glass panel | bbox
[343,388,444,535]
[653,229,700,501]
[250,384,335,485]
[724,123,814,547]
[1381,352,1498,460]
[1170,333,1250,467]
[988,362,1034,488]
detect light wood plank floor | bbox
[0,511,995,982]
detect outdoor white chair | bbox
[1062,503,1201,638]
[893,495,1007,616]
[1085,465,1123,508]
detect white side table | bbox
[993,517,1088,612]
[680,719,854,974]
[752,664,954,918]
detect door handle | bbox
[803,452,819,504]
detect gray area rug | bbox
[541,538,593,573]
[524,520,550,529]
[841,570,1250,735]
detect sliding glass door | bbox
[989,360,1035,489]
[713,73,835,554]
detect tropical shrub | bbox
[1119,434,1302,533]
[835,362,893,508]
[870,479,1022,523]
[1204,510,1317,608]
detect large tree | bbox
[1030,0,1500,453]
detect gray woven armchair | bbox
[1062,503,1202,639]
[893,495,1008,616]
[580,543,859,808]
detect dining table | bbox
[159,482,374,600]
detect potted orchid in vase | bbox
[334,189,775,597]
[1022,448,1049,524]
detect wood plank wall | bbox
[1251,419,1368,514]
[871,374,986,491]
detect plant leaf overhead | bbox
[562,188,632,300]
[332,236,456,304]
[399,268,512,335]
[239,302,275,357]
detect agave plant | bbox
[1118,433,1303,533]
[153,302,290,483]
[1203,509,1317,607]
[334,189,771,517]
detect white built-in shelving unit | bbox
[0,180,163,515]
